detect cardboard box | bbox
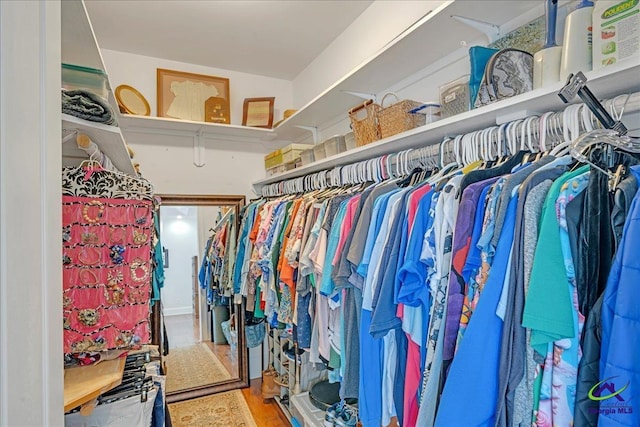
[264,144,309,170]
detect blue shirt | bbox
[435,194,518,427]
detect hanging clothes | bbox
[229,138,640,427]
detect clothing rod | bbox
[261,91,640,197]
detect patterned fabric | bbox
[62,166,153,201]
[456,178,504,350]
[475,49,534,108]
[534,173,588,427]
[62,195,152,353]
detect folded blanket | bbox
[62,89,117,126]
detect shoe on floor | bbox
[273,374,289,387]
[323,401,344,427]
[334,407,357,427]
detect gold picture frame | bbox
[157,68,230,123]
[242,97,275,128]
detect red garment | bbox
[403,337,422,426]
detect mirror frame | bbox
[155,194,249,403]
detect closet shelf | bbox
[61,0,107,75]
[118,115,296,152]
[62,114,137,176]
[64,357,125,412]
[253,58,640,193]
[272,0,545,143]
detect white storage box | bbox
[324,135,346,157]
[343,131,356,151]
[300,149,315,166]
[313,143,326,161]
[264,143,309,170]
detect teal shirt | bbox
[522,165,589,355]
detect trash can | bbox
[212,305,230,344]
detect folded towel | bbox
[62,89,117,126]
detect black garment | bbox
[574,294,604,427]
[566,191,585,274]
[611,174,638,252]
[459,151,527,193]
[494,165,568,427]
[577,148,640,316]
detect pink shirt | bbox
[332,194,361,266]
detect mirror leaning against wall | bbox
[154,194,248,403]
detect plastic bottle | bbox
[593,0,640,70]
[560,0,594,80]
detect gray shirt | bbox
[490,156,554,249]
[495,165,567,427]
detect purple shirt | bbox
[443,177,499,362]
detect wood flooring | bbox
[164,314,290,426]
[241,379,291,427]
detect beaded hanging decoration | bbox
[62,196,153,353]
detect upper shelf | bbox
[117,115,296,152]
[272,0,544,142]
[61,0,108,77]
[253,58,640,192]
[62,114,138,175]
[76,0,542,150]
[62,1,140,175]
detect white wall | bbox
[160,207,199,316]
[0,1,63,425]
[101,49,294,125]
[130,136,265,199]
[292,1,442,107]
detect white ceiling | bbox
[84,0,373,80]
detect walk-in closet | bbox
[1,0,639,426]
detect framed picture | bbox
[157,68,230,123]
[242,97,275,128]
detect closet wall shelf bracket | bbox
[342,91,377,102]
[61,114,137,176]
[451,15,501,43]
[193,129,206,167]
[294,125,320,144]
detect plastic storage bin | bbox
[323,135,346,157]
[313,142,326,161]
[343,131,356,151]
[300,149,315,166]
[264,143,309,170]
[439,75,470,118]
[62,63,109,99]
[417,103,442,124]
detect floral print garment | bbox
[534,173,588,427]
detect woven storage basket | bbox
[348,99,381,147]
[377,93,426,139]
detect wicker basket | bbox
[377,93,426,139]
[348,99,381,147]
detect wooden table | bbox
[64,357,125,412]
